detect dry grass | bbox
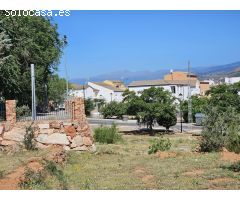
[1,133,240,189]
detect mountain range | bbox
[70,61,240,85]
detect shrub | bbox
[100,101,127,119]
[94,123,122,144]
[19,168,46,189]
[148,137,171,154]
[16,105,31,117]
[84,98,95,116]
[0,170,5,179]
[226,125,240,154]
[226,161,240,172]
[24,123,36,150]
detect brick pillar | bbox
[5,100,16,130]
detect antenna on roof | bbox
[170,69,173,80]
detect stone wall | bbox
[0,98,95,152]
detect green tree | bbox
[100,101,127,119]
[181,95,209,122]
[124,87,177,134]
[48,74,67,104]
[0,12,64,105]
[84,98,95,116]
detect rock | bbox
[71,145,88,151]
[36,133,69,145]
[83,136,93,146]
[64,125,76,139]
[1,140,17,146]
[3,122,11,132]
[90,144,97,152]
[49,121,61,129]
[0,125,4,135]
[36,142,50,149]
[63,122,71,126]
[63,145,70,151]
[3,128,25,142]
[39,128,54,135]
[70,135,83,148]
[38,124,49,129]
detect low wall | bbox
[0,98,95,152]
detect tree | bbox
[0,12,64,106]
[156,105,177,132]
[48,74,67,104]
[124,87,177,134]
[181,95,209,122]
[84,98,95,116]
[100,101,127,119]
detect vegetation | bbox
[94,124,122,144]
[200,106,240,152]
[24,123,36,150]
[0,11,65,106]
[16,105,31,117]
[84,98,95,116]
[148,137,171,154]
[123,87,177,134]
[100,101,126,119]
[181,96,209,123]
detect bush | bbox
[226,161,240,172]
[24,123,36,150]
[19,168,46,189]
[200,107,240,152]
[100,101,126,119]
[16,105,31,117]
[84,98,95,116]
[94,123,122,144]
[148,137,171,154]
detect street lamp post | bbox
[179,93,183,133]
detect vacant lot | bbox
[1,132,240,189]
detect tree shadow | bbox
[121,128,174,136]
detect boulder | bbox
[70,135,83,148]
[36,133,69,145]
[1,140,17,146]
[38,123,49,129]
[36,142,50,149]
[64,125,76,139]
[83,136,93,146]
[71,145,88,151]
[39,128,54,135]
[0,125,4,135]
[63,145,70,151]
[3,122,11,132]
[49,121,61,129]
[89,144,97,152]
[3,128,25,142]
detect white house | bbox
[87,82,125,102]
[128,79,200,100]
[69,81,126,103]
[225,77,240,85]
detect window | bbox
[170,86,176,94]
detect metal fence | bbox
[16,100,74,121]
[0,102,6,122]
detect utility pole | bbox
[188,61,193,125]
[31,64,36,121]
[64,35,69,99]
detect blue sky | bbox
[53,10,240,79]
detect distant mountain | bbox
[192,61,240,80]
[70,61,240,85]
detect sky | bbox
[53,10,240,80]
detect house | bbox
[199,80,215,96]
[128,79,200,100]
[225,77,240,85]
[88,81,126,102]
[164,71,198,81]
[69,80,126,103]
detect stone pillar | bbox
[72,97,86,122]
[5,100,16,130]
[71,97,92,138]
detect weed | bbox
[94,123,122,144]
[24,123,36,151]
[0,170,5,179]
[148,137,171,154]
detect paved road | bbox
[87,118,202,133]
